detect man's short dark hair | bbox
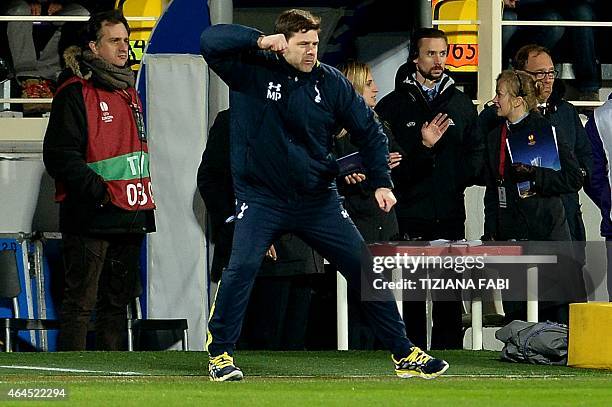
[86,9,130,46]
[513,44,551,70]
[274,9,320,40]
[410,28,448,61]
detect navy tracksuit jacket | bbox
[200,24,412,357]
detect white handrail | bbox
[433,19,480,25]
[0,14,158,106]
[434,19,612,28]
[476,3,609,109]
[0,98,53,104]
[501,20,612,27]
[567,101,606,107]
[0,16,157,22]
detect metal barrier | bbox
[0,15,158,106]
[432,2,612,110]
[0,16,156,22]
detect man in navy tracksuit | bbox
[201,9,448,381]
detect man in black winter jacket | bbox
[201,9,448,382]
[43,10,155,351]
[376,28,484,350]
[377,28,484,239]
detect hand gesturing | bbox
[421,113,450,148]
[388,152,402,169]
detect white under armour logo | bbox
[314,83,321,103]
[237,203,249,219]
[341,209,349,219]
[99,101,109,112]
[267,82,282,101]
[406,121,416,127]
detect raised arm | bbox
[200,24,265,90]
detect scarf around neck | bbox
[79,50,135,90]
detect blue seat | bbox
[0,249,60,352]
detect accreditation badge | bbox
[498,186,507,209]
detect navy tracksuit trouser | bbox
[207,191,413,357]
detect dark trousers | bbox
[58,233,144,351]
[397,217,465,349]
[207,192,412,357]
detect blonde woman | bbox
[335,60,401,242]
[483,70,582,241]
[333,60,402,350]
[482,70,587,324]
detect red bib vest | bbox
[55,77,156,211]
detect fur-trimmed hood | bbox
[59,45,135,90]
[59,45,92,85]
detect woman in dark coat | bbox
[333,61,401,349]
[481,70,585,323]
[482,70,583,241]
[334,60,401,241]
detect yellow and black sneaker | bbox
[393,346,449,379]
[208,352,244,382]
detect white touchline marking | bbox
[250,374,579,379]
[0,365,145,375]
[443,374,578,378]
[0,368,580,379]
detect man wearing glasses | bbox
[513,44,592,248]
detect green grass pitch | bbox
[0,350,611,406]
